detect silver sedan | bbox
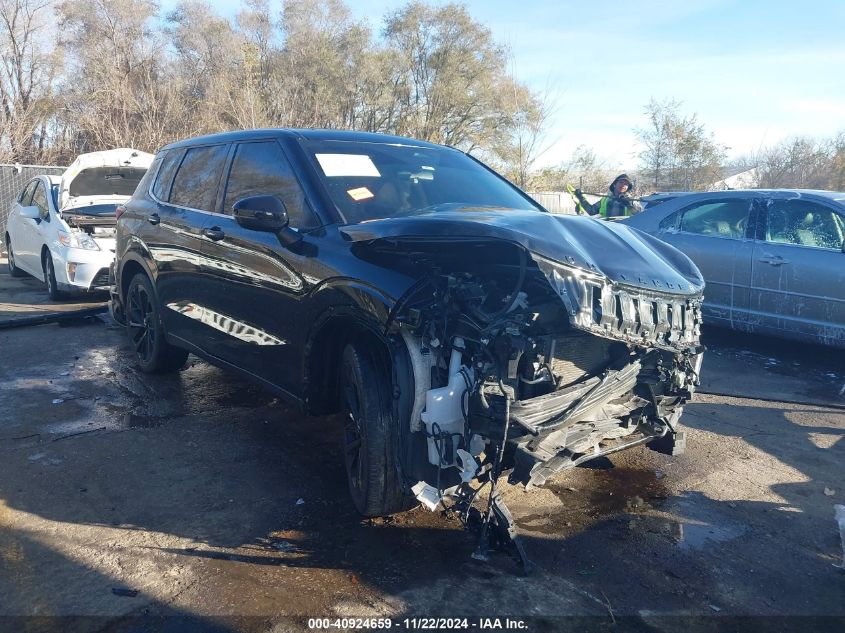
[623,189,845,348]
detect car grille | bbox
[90,268,110,289]
[577,283,701,348]
[537,259,703,351]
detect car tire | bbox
[43,252,64,300]
[5,235,25,277]
[125,272,188,373]
[341,341,412,517]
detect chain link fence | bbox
[1,164,66,254]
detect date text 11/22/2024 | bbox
[307,618,529,630]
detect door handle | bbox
[202,227,226,242]
[148,213,160,225]
[759,254,789,266]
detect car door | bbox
[750,197,845,344]
[8,179,40,274]
[195,139,321,392]
[27,180,54,273]
[145,144,229,346]
[653,196,755,328]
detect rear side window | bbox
[658,211,680,231]
[223,141,317,229]
[152,149,183,201]
[679,199,750,239]
[765,200,845,250]
[169,145,229,211]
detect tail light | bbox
[116,205,127,220]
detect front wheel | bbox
[341,341,412,516]
[5,235,25,277]
[125,273,188,373]
[43,252,64,300]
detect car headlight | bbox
[58,231,100,251]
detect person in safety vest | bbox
[572,174,641,218]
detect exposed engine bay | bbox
[371,239,704,571]
[63,211,117,236]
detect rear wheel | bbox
[5,235,25,277]
[125,273,188,373]
[43,252,64,300]
[341,341,412,516]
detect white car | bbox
[5,148,154,299]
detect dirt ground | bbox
[0,261,843,632]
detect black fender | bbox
[116,236,158,304]
[300,281,394,415]
[112,237,162,329]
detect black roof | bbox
[160,128,447,152]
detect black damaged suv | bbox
[112,129,704,562]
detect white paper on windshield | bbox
[316,153,381,178]
[347,187,374,201]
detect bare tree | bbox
[828,132,845,191]
[0,0,61,162]
[0,0,555,169]
[635,98,725,191]
[273,0,372,129]
[57,0,181,153]
[489,78,553,189]
[527,146,613,194]
[384,2,513,149]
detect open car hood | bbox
[60,148,154,212]
[340,207,704,295]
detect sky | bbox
[165,0,845,170]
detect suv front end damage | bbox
[345,216,704,571]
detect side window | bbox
[31,182,50,222]
[19,181,37,205]
[678,199,750,239]
[136,153,163,199]
[169,145,230,211]
[223,141,317,229]
[152,149,183,202]
[765,200,845,250]
[658,211,680,231]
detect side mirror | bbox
[19,205,40,220]
[232,195,301,246]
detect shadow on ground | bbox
[1,320,844,628]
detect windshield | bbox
[302,140,541,224]
[68,167,148,198]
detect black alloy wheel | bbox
[6,236,25,277]
[125,273,188,373]
[343,373,366,501]
[127,278,156,365]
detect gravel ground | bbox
[0,265,843,632]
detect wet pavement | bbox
[0,264,844,631]
[0,255,108,321]
[698,326,845,407]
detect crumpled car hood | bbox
[340,207,704,295]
